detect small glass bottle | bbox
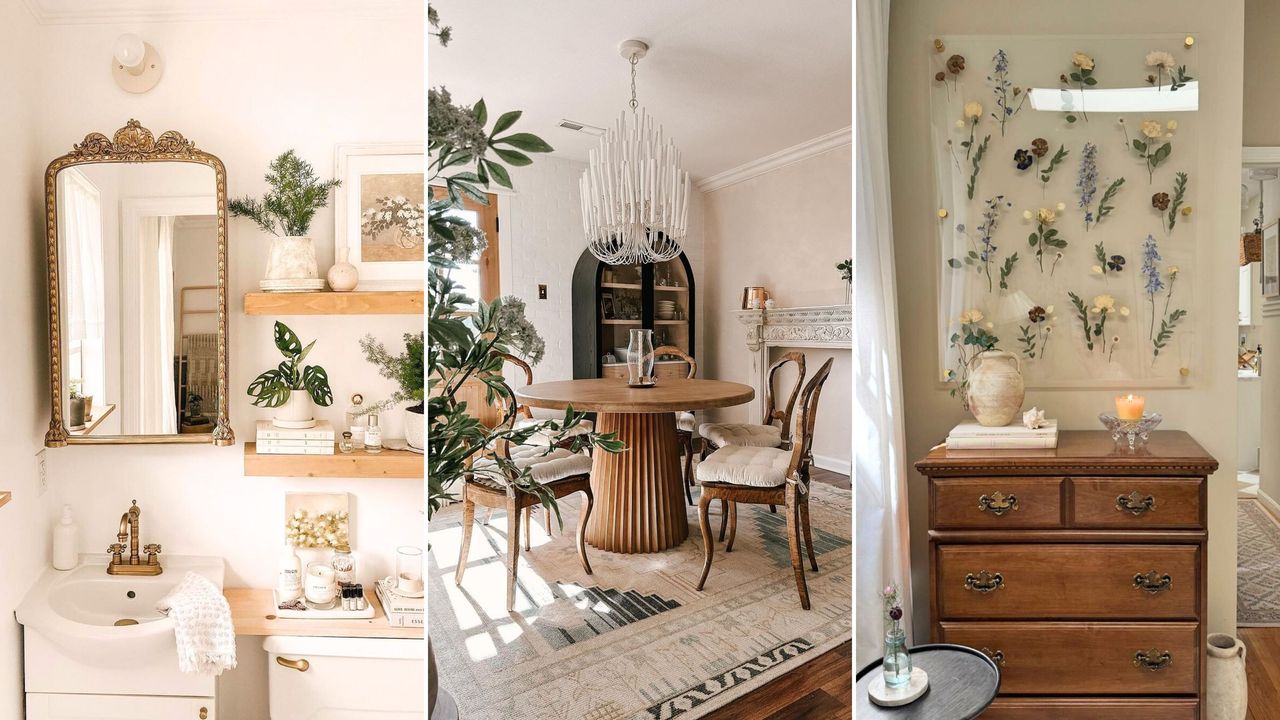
[881,626,913,689]
[365,414,383,454]
[345,394,366,449]
[331,543,356,587]
[338,431,354,453]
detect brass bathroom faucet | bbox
[107,500,162,576]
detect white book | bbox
[256,437,336,448]
[254,444,335,455]
[946,434,1058,450]
[256,420,335,440]
[948,419,1058,438]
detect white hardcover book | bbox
[256,438,336,448]
[254,444,336,455]
[946,434,1058,450]
[948,419,1058,438]
[256,420,336,440]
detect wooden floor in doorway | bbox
[1241,627,1280,719]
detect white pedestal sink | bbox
[17,554,225,714]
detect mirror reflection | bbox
[57,162,220,436]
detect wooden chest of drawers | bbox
[916,430,1217,718]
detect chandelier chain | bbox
[629,56,639,111]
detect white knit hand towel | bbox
[156,571,237,675]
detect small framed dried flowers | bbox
[1092,241,1126,277]
[1024,204,1067,274]
[947,196,1015,292]
[1062,51,1097,123]
[1145,50,1193,91]
[946,308,999,409]
[1017,304,1055,359]
[988,49,1026,136]
[1067,291,1130,361]
[1120,118,1175,182]
[1077,142,1125,231]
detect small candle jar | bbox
[1115,394,1146,421]
[304,561,337,607]
[396,546,424,595]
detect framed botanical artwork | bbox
[600,292,616,320]
[1265,225,1280,298]
[334,143,424,290]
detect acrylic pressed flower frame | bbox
[932,34,1200,388]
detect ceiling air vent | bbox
[558,119,605,136]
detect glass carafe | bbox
[627,328,655,386]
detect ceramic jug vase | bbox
[1207,633,1248,720]
[966,350,1025,427]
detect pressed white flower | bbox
[1072,51,1095,70]
[1091,294,1117,312]
[1140,120,1164,139]
[964,101,983,119]
[1056,202,1066,211]
[1167,120,1178,131]
[1023,210,1033,220]
[1045,305,1055,314]
[1091,265,1104,275]
[955,120,965,128]
[1037,208,1058,224]
[1145,50,1176,70]
[1168,265,1180,275]
[1120,306,1131,317]
[985,322,995,330]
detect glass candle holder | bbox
[396,546,423,595]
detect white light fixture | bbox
[579,39,691,266]
[111,33,163,94]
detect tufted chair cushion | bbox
[696,445,794,488]
[471,445,592,487]
[698,422,783,449]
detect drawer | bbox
[937,544,1199,619]
[1071,477,1203,529]
[938,621,1200,695]
[27,693,215,719]
[981,697,1198,719]
[931,477,1063,529]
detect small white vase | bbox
[1206,633,1248,720]
[405,407,424,450]
[272,391,317,429]
[327,247,359,292]
[266,236,319,281]
[966,349,1025,427]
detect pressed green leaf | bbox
[948,258,962,268]
[1133,139,1146,153]
[1083,76,1098,86]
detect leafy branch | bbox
[229,151,341,237]
[1166,172,1188,234]
[1039,144,1069,186]
[966,135,990,200]
[1094,178,1124,227]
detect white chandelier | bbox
[579,39,691,266]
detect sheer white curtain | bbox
[61,170,106,404]
[138,216,177,434]
[855,0,913,666]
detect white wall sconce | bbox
[111,34,163,93]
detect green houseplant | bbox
[230,150,341,289]
[359,331,426,450]
[247,321,334,428]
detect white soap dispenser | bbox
[52,505,78,571]
[277,543,303,603]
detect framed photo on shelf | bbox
[1265,225,1280,298]
[600,292,616,320]
[334,143,424,290]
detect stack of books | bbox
[375,579,423,628]
[946,419,1058,450]
[256,420,335,455]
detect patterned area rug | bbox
[1238,499,1280,626]
[429,482,852,720]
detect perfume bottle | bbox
[365,414,383,454]
[339,431,354,453]
[345,394,366,449]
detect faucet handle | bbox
[108,542,125,558]
[144,543,162,564]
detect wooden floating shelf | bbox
[602,319,642,325]
[654,286,689,292]
[244,443,422,478]
[243,291,423,316]
[600,282,642,290]
[225,588,421,639]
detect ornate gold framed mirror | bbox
[44,120,233,447]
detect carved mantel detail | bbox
[733,304,852,416]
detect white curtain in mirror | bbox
[137,215,177,434]
[60,169,106,404]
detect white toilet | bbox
[264,636,423,719]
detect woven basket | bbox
[1241,232,1263,266]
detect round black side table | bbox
[855,643,1001,719]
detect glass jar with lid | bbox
[331,543,356,587]
[344,394,366,448]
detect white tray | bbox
[272,588,375,619]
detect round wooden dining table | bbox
[516,377,754,553]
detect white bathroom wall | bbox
[0,3,56,717]
[30,11,423,718]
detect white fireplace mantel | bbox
[733,304,852,418]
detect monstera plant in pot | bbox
[359,331,425,450]
[230,150,341,292]
[248,321,335,428]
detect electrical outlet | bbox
[538,284,548,300]
[36,448,47,496]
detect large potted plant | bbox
[247,321,335,428]
[230,150,341,292]
[359,331,426,449]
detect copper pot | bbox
[741,286,770,310]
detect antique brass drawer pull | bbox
[1116,491,1156,516]
[964,570,1004,593]
[276,656,310,672]
[978,491,1019,516]
[199,708,208,720]
[1133,649,1173,671]
[1133,570,1173,594]
[980,647,1006,666]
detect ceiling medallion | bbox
[579,39,691,266]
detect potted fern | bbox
[359,331,425,450]
[248,321,335,428]
[230,150,341,292]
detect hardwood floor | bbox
[704,468,852,720]
[1241,627,1280,719]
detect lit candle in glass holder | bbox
[1115,394,1146,421]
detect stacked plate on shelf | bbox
[656,299,677,320]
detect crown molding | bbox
[23,0,420,25]
[695,126,851,194]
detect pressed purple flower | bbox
[1107,254,1126,272]
[1077,142,1098,210]
[1014,148,1033,170]
[1142,235,1164,296]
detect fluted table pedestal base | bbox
[586,411,689,553]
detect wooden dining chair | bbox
[454,375,594,611]
[693,357,833,610]
[652,345,698,504]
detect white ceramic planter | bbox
[1207,633,1248,720]
[405,408,424,450]
[966,350,1025,427]
[266,236,319,281]
[273,391,317,429]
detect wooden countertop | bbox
[916,430,1218,477]
[225,588,422,639]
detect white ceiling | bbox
[428,0,852,180]
[22,0,420,24]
